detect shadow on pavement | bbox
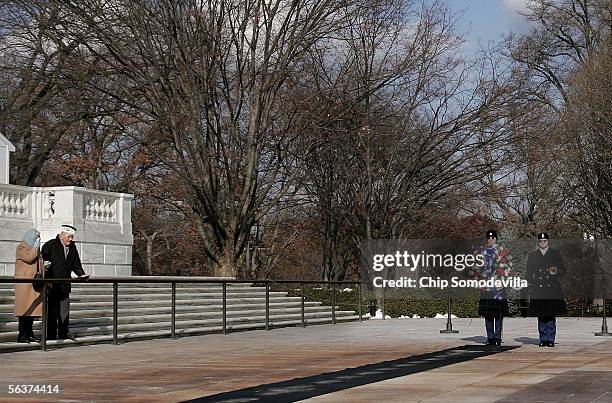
[461,336,487,344]
[497,370,612,402]
[184,345,518,403]
[514,337,540,345]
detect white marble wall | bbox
[0,133,15,185]
[0,185,134,276]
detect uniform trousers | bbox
[485,316,503,340]
[538,316,556,342]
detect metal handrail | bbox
[0,277,363,352]
[262,280,372,323]
[2,277,362,284]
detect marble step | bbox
[0,278,363,350]
[0,280,255,288]
[0,291,291,304]
[0,315,366,353]
[0,305,334,331]
[0,299,323,318]
[0,301,324,323]
[0,310,360,342]
[0,285,265,295]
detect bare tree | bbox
[562,36,612,237]
[505,0,610,110]
[54,0,355,276]
[483,0,612,238]
[295,0,517,281]
[0,1,95,185]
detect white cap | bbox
[61,224,77,235]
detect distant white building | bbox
[0,133,133,276]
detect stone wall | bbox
[0,184,133,276]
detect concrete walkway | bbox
[0,317,610,402]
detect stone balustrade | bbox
[84,195,118,222]
[0,188,30,218]
[0,184,133,277]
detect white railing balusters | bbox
[0,189,29,218]
[84,194,118,223]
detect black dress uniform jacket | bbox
[41,236,85,298]
[526,248,567,317]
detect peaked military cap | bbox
[538,232,549,240]
[486,229,498,239]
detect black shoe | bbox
[59,333,76,340]
[495,339,502,346]
[485,338,495,346]
[547,342,555,347]
[28,334,42,343]
[539,341,546,347]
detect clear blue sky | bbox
[447,0,530,51]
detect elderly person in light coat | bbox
[14,228,43,343]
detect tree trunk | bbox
[213,246,238,278]
[146,238,153,276]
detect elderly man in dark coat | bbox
[526,232,567,347]
[41,225,89,340]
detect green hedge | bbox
[283,286,600,318]
[284,287,481,317]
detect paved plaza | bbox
[0,317,611,402]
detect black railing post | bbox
[41,280,47,352]
[596,298,611,336]
[113,282,118,345]
[382,287,386,320]
[358,282,362,322]
[332,282,336,325]
[171,282,176,339]
[301,282,305,328]
[222,282,227,335]
[440,285,459,334]
[265,282,270,331]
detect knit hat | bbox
[22,228,39,247]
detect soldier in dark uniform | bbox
[526,232,566,347]
[475,230,513,346]
[41,225,90,340]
